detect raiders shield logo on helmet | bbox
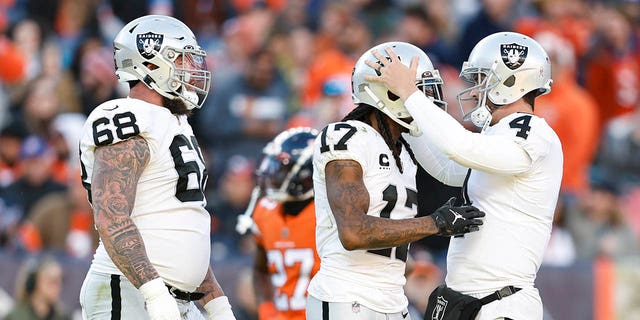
[137,32,164,59]
[432,296,448,320]
[500,43,528,70]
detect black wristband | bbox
[432,213,447,234]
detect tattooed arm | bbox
[325,159,440,250]
[197,267,236,320]
[326,160,485,248]
[93,136,183,320]
[196,267,226,305]
[92,136,157,287]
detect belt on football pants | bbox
[166,284,205,301]
[479,285,521,304]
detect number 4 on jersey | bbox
[509,115,532,139]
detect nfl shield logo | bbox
[351,302,360,313]
[431,296,448,320]
[500,43,528,70]
[136,32,164,59]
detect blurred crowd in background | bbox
[1,0,640,319]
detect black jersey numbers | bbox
[509,115,532,139]
[92,111,141,146]
[170,135,208,202]
[320,123,356,153]
[79,150,93,204]
[367,184,418,262]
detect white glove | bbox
[204,296,236,320]
[235,187,261,235]
[235,214,254,235]
[139,278,181,320]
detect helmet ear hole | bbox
[503,75,516,87]
[387,91,400,101]
[144,62,159,70]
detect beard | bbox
[162,96,192,116]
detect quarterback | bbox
[78,15,235,320]
[368,32,563,319]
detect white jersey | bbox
[404,92,563,294]
[307,120,418,313]
[79,97,210,292]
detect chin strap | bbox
[363,85,420,136]
[471,78,494,131]
[363,85,386,110]
[479,113,491,133]
[408,122,422,136]
[182,90,199,109]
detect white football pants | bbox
[306,295,411,320]
[469,287,543,320]
[80,270,206,320]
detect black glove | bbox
[430,197,485,237]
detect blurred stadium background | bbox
[1,0,640,319]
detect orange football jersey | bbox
[253,198,320,320]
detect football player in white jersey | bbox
[305,42,485,320]
[366,33,563,319]
[78,15,235,320]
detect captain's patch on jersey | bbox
[501,43,528,70]
[137,32,163,59]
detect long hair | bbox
[342,104,416,173]
[14,255,62,303]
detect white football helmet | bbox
[351,41,445,136]
[113,15,211,110]
[457,32,552,129]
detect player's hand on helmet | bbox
[364,46,421,101]
[430,197,485,237]
[139,278,181,320]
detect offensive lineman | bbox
[78,15,235,320]
[368,32,562,319]
[305,42,485,320]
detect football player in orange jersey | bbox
[237,127,320,320]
